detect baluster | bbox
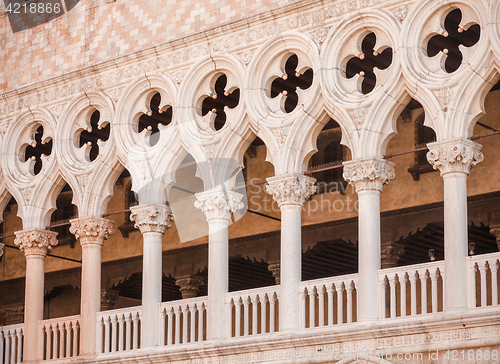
[16,330,22,364]
[318,286,325,327]
[59,323,65,358]
[410,272,417,316]
[118,315,125,351]
[390,275,397,318]
[125,314,132,351]
[431,270,439,313]
[492,261,499,306]
[380,277,387,319]
[421,271,428,314]
[5,330,11,364]
[111,315,118,352]
[198,303,205,341]
[234,298,242,337]
[269,294,276,333]
[166,308,173,345]
[72,321,79,356]
[190,306,197,343]
[327,286,334,326]
[243,296,250,336]
[132,313,139,349]
[479,262,488,307]
[52,325,58,359]
[0,331,4,364]
[174,307,181,344]
[309,287,316,328]
[65,323,71,358]
[400,274,407,317]
[252,294,259,335]
[337,284,344,324]
[96,318,104,354]
[346,283,353,323]
[260,294,268,334]
[299,290,307,329]
[182,306,189,344]
[103,317,111,353]
[10,330,16,364]
[158,310,166,347]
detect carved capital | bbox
[342,158,395,193]
[265,174,317,208]
[194,186,244,221]
[426,139,483,176]
[267,262,280,285]
[489,225,500,252]
[69,217,114,246]
[101,289,119,311]
[381,243,405,269]
[14,229,58,255]
[130,204,172,234]
[175,276,204,299]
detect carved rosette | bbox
[175,276,205,299]
[130,204,173,234]
[14,229,58,255]
[426,139,483,176]
[69,217,114,246]
[265,174,317,208]
[342,158,395,193]
[194,187,244,221]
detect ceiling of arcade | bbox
[0,0,499,229]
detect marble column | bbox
[195,186,243,340]
[130,204,172,347]
[14,229,58,362]
[343,158,395,322]
[175,275,204,299]
[266,174,316,332]
[427,138,483,311]
[70,217,114,355]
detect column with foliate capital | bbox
[266,174,316,332]
[343,158,395,322]
[70,217,114,355]
[130,204,172,347]
[427,138,483,311]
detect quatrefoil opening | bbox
[76,110,110,162]
[23,124,53,176]
[269,54,313,113]
[137,92,172,147]
[426,8,480,73]
[201,74,240,131]
[345,32,393,95]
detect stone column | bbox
[343,158,395,322]
[130,204,172,347]
[266,174,316,332]
[70,217,114,356]
[14,229,58,362]
[427,139,483,311]
[195,186,243,340]
[176,275,204,299]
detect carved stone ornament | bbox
[175,276,205,299]
[426,139,483,176]
[194,186,244,221]
[69,217,114,245]
[14,229,58,254]
[0,242,3,258]
[489,225,500,251]
[101,289,119,311]
[267,262,281,285]
[342,158,395,193]
[0,304,25,325]
[129,204,173,234]
[381,243,405,269]
[266,174,317,208]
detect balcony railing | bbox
[379,261,445,319]
[39,315,80,360]
[299,274,358,328]
[159,297,207,345]
[0,323,23,364]
[2,252,500,362]
[225,286,280,338]
[97,306,141,354]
